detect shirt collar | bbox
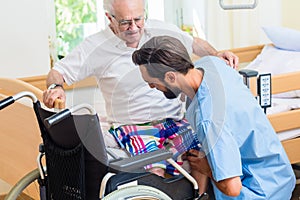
[104,22,152,50]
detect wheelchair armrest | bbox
[108,149,173,171]
[106,147,131,161]
[239,69,258,78]
[239,69,259,89]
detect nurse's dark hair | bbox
[132,36,194,80]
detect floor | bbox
[292,184,300,200]
[1,164,300,199]
[291,168,300,200]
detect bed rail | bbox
[235,45,300,164]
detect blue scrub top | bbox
[186,56,295,199]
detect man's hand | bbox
[44,69,66,108]
[216,51,239,69]
[43,87,66,108]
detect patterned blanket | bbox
[109,118,201,175]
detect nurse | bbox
[132,35,296,199]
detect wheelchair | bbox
[0,91,209,200]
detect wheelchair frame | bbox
[1,91,208,200]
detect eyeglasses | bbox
[111,14,146,29]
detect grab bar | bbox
[219,0,258,10]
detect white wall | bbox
[200,0,283,50]
[0,0,51,78]
[282,0,300,30]
[147,0,165,21]
[163,0,206,38]
[0,0,299,79]
[160,0,281,50]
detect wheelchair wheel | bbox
[102,185,172,200]
[4,168,40,200]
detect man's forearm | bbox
[192,37,218,57]
[46,69,65,87]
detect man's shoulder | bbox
[144,19,193,45]
[80,27,118,50]
[145,19,180,31]
[146,19,167,26]
[195,56,235,74]
[86,27,112,41]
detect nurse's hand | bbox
[185,149,242,197]
[185,149,212,178]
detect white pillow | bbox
[263,26,300,51]
[246,45,300,98]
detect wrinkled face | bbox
[139,65,181,99]
[108,0,145,48]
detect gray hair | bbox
[103,0,147,14]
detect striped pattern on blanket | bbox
[109,118,201,175]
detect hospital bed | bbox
[230,44,300,165]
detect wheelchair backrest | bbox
[33,101,108,200]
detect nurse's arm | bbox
[186,149,242,196]
[211,175,242,197]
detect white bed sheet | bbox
[266,98,300,141]
[245,44,300,98]
[267,98,300,115]
[244,44,300,141]
[266,98,300,142]
[277,128,300,142]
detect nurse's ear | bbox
[164,71,176,84]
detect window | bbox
[54,0,101,58]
